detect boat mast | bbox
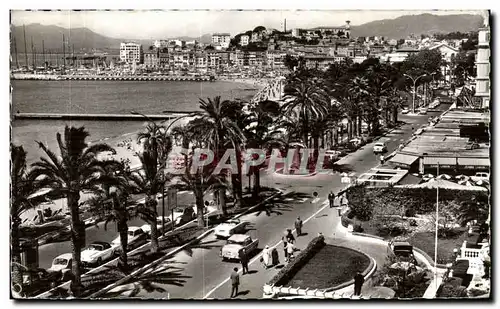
[62,33,66,69]
[13,32,19,69]
[30,36,35,69]
[72,43,75,67]
[23,24,28,68]
[42,40,45,68]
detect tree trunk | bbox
[347,120,353,141]
[147,197,159,253]
[233,149,243,208]
[195,190,205,228]
[68,191,83,297]
[117,219,128,272]
[357,116,362,136]
[252,167,261,198]
[11,214,22,287]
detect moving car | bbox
[471,172,489,182]
[141,216,174,237]
[373,141,387,153]
[401,107,410,114]
[81,241,116,267]
[48,253,73,273]
[214,219,248,239]
[112,226,148,252]
[220,234,259,261]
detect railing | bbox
[263,285,355,299]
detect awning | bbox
[389,153,419,166]
[457,158,490,167]
[423,157,457,166]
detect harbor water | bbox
[11,80,259,163]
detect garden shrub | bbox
[376,222,407,237]
[267,235,326,286]
[409,219,418,227]
[405,208,416,218]
[353,224,364,233]
[438,227,464,239]
[341,215,352,228]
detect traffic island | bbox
[263,236,375,299]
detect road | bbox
[114,105,451,299]
[37,190,215,269]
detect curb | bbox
[91,190,283,299]
[87,227,215,299]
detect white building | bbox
[153,40,168,49]
[475,17,490,108]
[429,43,459,63]
[212,33,231,49]
[119,42,143,64]
[240,35,250,46]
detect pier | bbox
[13,112,196,121]
[11,73,215,82]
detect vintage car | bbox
[112,226,148,252]
[48,253,73,273]
[220,234,259,261]
[214,219,248,239]
[401,107,410,114]
[81,241,116,267]
[471,172,489,182]
[373,141,387,153]
[141,216,174,237]
[387,241,415,262]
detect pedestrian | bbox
[283,241,288,262]
[328,191,335,208]
[354,272,365,296]
[286,241,296,261]
[340,194,345,207]
[239,248,249,275]
[229,267,240,298]
[379,155,385,165]
[262,245,271,269]
[295,216,303,236]
[286,229,295,244]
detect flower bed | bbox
[267,235,326,287]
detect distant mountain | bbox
[10,23,213,53]
[350,13,484,39]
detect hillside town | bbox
[11,10,490,301]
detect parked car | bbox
[220,234,259,261]
[471,172,489,182]
[173,206,198,226]
[373,141,387,153]
[214,219,248,239]
[465,142,480,150]
[468,225,481,237]
[48,253,73,273]
[141,216,174,237]
[418,107,428,115]
[401,107,410,114]
[112,226,148,252]
[387,241,415,262]
[81,241,116,267]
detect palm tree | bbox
[86,160,134,271]
[281,76,330,152]
[137,121,172,165]
[128,152,168,253]
[29,126,116,297]
[189,97,246,211]
[10,144,45,288]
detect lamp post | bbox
[404,73,428,114]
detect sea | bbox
[11,80,259,164]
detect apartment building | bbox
[475,18,490,108]
[266,51,287,69]
[212,33,231,49]
[119,42,143,64]
[153,40,169,49]
[143,50,159,68]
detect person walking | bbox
[230,267,240,298]
[339,194,345,207]
[262,245,271,269]
[328,191,335,208]
[286,241,296,262]
[379,155,385,165]
[283,241,288,263]
[354,272,365,296]
[295,217,303,236]
[239,248,249,275]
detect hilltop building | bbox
[119,42,143,64]
[212,33,231,49]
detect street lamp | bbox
[404,73,428,114]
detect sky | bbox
[10,9,487,40]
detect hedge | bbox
[267,235,326,287]
[346,185,489,220]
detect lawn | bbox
[408,230,477,265]
[285,245,371,290]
